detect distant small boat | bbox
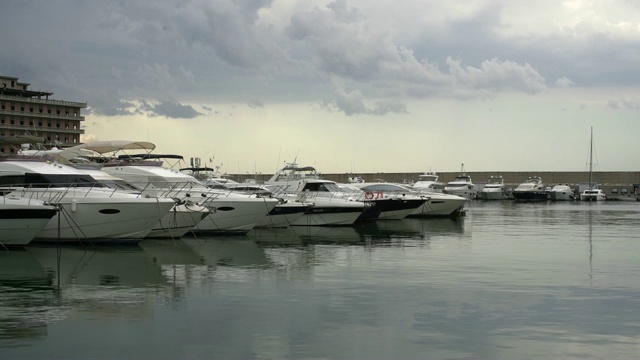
[579,127,606,202]
[480,175,510,200]
[512,176,548,202]
[548,184,575,201]
[412,171,444,192]
[444,164,477,200]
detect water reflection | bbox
[0,250,53,341]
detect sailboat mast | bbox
[588,126,593,190]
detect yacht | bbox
[444,164,477,200]
[548,184,576,201]
[580,189,606,202]
[0,196,57,246]
[265,163,368,225]
[352,182,466,218]
[346,182,429,220]
[512,176,548,202]
[480,175,510,200]
[579,127,606,202]
[222,182,311,228]
[412,171,444,192]
[0,156,176,243]
[68,141,279,234]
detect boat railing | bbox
[0,181,140,201]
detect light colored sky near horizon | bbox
[1,0,639,174]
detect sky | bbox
[1,0,639,174]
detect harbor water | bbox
[1,201,640,359]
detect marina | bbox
[1,201,640,359]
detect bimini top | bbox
[117,154,184,160]
[70,140,156,154]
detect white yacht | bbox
[79,167,210,238]
[352,182,467,218]
[0,196,57,246]
[346,182,428,220]
[480,175,510,200]
[579,127,606,202]
[580,189,606,202]
[0,156,176,243]
[444,164,478,200]
[222,182,311,228]
[512,176,548,202]
[265,163,367,225]
[412,171,444,192]
[548,184,576,201]
[70,141,279,234]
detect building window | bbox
[38,121,42,126]
[20,106,24,111]
[56,110,60,115]
[10,118,14,125]
[48,109,51,114]
[39,108,43,113]
[29,107,33,112]
[29,120,33,126]
[10,104,14,110]
[20,120,24,125]
[47,121,52,127]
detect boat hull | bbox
[256,201,309,228]
[512,191,549,202]
[193,197,279,234]
[0,203,57,246]
[480,189,510,200]
[146,203,210,238]
[409,193,467,217]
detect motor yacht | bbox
[412,171,444,192]
[512,176,548,202]
[352,182,466,218]
[444,164,477,200]
[347,182,429,220]
[580,189,606,201]
[265,163,367,225]
[548,184,576,201]
[0,196,57,246]
[0,156,176,243]
[68,141,279,234]
[480,175,510,200]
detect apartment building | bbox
[0,75,86,153]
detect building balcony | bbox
[0,109,85,121]
[0,94,87,108]
[0,123,84,134]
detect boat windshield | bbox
[300,182,344,193]
[0,173,105,188]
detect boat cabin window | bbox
[0,173,104,188]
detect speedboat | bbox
[223,182,311,228]
[548,184,576,201]
[0,156,176,243]
[512,176,548,202]
[0,196,57,246]
[480,175,510,200]
[444,164,477,200]
[347,182,429,220]
[351,182,466,218]
[266,163,367,225]
[67,141,279,234]
[580,188,606,201]
[412,171,444,192]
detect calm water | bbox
[1,201,640,359]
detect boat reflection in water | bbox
[0,250,54,341]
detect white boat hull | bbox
[480,189,510,200]
[410,193,467,217]
[256,202,309,228]
[0,199,57,246]
[549,191,575,201]
[34,197,176,243]
[192,197,279,233]
[444,188,477,200]
[146,202,210,238]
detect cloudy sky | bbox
[1,0,639,174]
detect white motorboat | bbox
[412,171,444,192]
[548,184,576,201]
[0,157,176,243]
[0,196,57,246]
[480,175,510,200]
[266,163,367,225]
[352,182,466,218]
[349,182,429,220]
[68,141,279,234]
[579,127,606,202]
[223,183,311,228]
[78,167,210,238]
[444,164,478,200]
[512,176,548,202]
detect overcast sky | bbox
[1,0,639,174]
